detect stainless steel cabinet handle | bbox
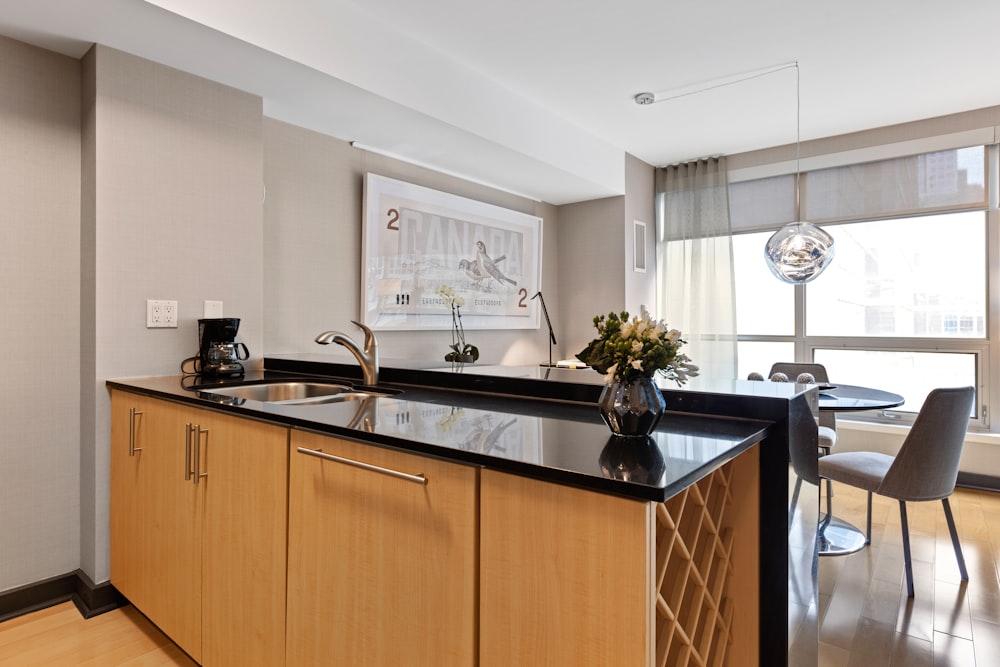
[296,446,427,485]
[192,425,208,485]
[184,423,193,480]
[128,408,143,456]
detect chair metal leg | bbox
[819,446,833,501]
[899,501,915,597]
[789,475,803,532]
[818,479,833,540]
[942,497,969,582]
[865,491,872,544]
[826,478,833,518]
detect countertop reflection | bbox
[109,367,774,501]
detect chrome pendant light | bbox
[764,62,834,284]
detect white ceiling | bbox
[2,0,999,204]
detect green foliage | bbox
[576,311,698,385]
[445,342,479,363]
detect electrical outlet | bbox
[146,299,178,328]
[162,301,177,327]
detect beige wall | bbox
[3,36,269,592]
[729,105,1000,174]
[80,45,264,585]
[262,118,562,366]
[3,40,578,594]
[624,152,656,315]
[0,36,81,593]
[554,153,655,361]
[557,195,627,358]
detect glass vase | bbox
[598,376,666,437]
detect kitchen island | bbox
[107,358,819,667]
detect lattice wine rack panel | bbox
[654,461,735,667]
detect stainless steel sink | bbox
[198,381,394,405]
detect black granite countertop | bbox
[106,362,791,502]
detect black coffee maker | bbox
[195,317,249,377]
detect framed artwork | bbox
[361,173,543,330]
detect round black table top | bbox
[815,383,904,412]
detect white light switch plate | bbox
[203,300,223,318]
[146,300,178,328]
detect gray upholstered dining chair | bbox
[769,362,837,456]
[818,386,974,597]
[770,362,837,513]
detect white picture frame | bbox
[361,173,543,331]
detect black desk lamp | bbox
[532,291,557,367]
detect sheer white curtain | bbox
[655,157,738,386]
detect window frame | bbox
[731,143,997,431]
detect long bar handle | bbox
[192,425,208,484]
[296,447,427,485]
[128,408,143,456]
[184,423,193,480]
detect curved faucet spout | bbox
[314,320,379,386]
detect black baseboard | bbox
[958,471,1000,492]
[72,571,126,619]
[0,571,125,623]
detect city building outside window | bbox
[729,145,990,427]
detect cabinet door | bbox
[200,408,288,667]
[479,469,654,667]
[109,390,147,605]
[286,431,477,667]
[109,391,203,662]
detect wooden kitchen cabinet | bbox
[110,391,201,658]
[479,468,654,667]
[479,447,760,667]
[286,430,478,667]
[110,390,288,667]
[111,384,764,667]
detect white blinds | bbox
[729,174,794,232]
[730,146,987,232]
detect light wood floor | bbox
[818,484,1000,667]
[0,601,196,666]
[1,485,997,666]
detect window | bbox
[812,349,978,420]
[731,146,989,425]
[732,231,794,337]
[806,212,986,338]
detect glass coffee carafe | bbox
[194,318,249,377]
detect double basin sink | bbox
[197,381,397,406]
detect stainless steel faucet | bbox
[315,320,379,386]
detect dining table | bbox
[816,383,905,414]
[814,382,905,556]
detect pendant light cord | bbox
[795,61,802,222]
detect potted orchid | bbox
[576,311,698,436]
[436,285,479,364]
